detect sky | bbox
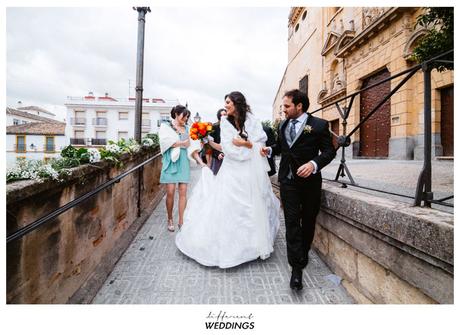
[6,7,289,122]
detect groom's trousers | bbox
[280,178,322,270]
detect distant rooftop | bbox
[6,107,60,123]
[7,121,65,136]
[17,105,56,116]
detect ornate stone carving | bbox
[362,7,387,29]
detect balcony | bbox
[71,117,86,126]
[142,119,151,129]
[91,138,107,146]
[70,138,86,145]
[15,144,26,152]
[92,118,108,126]
[44,145,56,153]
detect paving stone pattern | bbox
[92,167,354,304]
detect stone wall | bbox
[6,147,165,304]
[313,182,453,304]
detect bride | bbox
[175,91,280,268]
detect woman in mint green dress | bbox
[159,105,204,232]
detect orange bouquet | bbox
[190,121,213,141]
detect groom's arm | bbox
[311,119,336,171]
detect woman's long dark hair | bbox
[225,91,251,140]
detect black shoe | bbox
[290,268,303,291]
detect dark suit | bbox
[262,125,277,176]
[210,122,223,175]
[270,113,335,270]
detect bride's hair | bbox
[225,91,251,140]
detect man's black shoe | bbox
[290,268,303,290]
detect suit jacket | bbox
[210,122,222,159]
[262,125,277,176]
[271,113,336,185]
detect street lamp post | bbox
[133,7,150,143]
[133,7,150,218]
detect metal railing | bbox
[308,50,453,208]
[7,151,161,244]
[92,117,108,126]
[70,138,86,145]
[70,117,86,125]
[91,138,107,145]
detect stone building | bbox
[273,7,453,159]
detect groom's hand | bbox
[297,162,315,178]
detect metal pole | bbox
[133,7,150,142]
[414,64,433,206]
[133,7,150,217]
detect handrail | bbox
[7,152,161,244]
[298,50,453,208]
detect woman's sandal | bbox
[167,219,175,232]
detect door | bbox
[359,68,391,157]
[440,86,454,156]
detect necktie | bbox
[289,119,298,142]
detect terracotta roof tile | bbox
[7,122,65,135]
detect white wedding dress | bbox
[175,114,280,268]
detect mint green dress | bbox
[160,125,191,184]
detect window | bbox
[96,111,106,117]
[16,135,26,152]
[302,10,307,21]
[45,136,55,152]
[158,115,170,127]
[295,23,299,32]
[119,111,129,120]
[73,111,86,125]
[96,131,106,139]
[118,131,129,140]
[22,120,27,124]
[299,75,308,98]
[75,130,85,138]
[13,119,20,125]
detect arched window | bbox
[302,11,307,21]
[295,23,299,33]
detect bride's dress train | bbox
[175,114,280,268]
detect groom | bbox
[261,89,335,290]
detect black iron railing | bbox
[7,151,161,244]
[307,50,453,208]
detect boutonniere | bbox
[303,125,313,134]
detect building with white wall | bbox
[64,92,179,146]
[6,120,66,168]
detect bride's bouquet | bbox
[190,121,213,154]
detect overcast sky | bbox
[6,7,289,122]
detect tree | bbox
[412,7,453,71]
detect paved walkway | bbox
[92,166,354,304]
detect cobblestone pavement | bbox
[92,166,354,304]
[320,158,454,214]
